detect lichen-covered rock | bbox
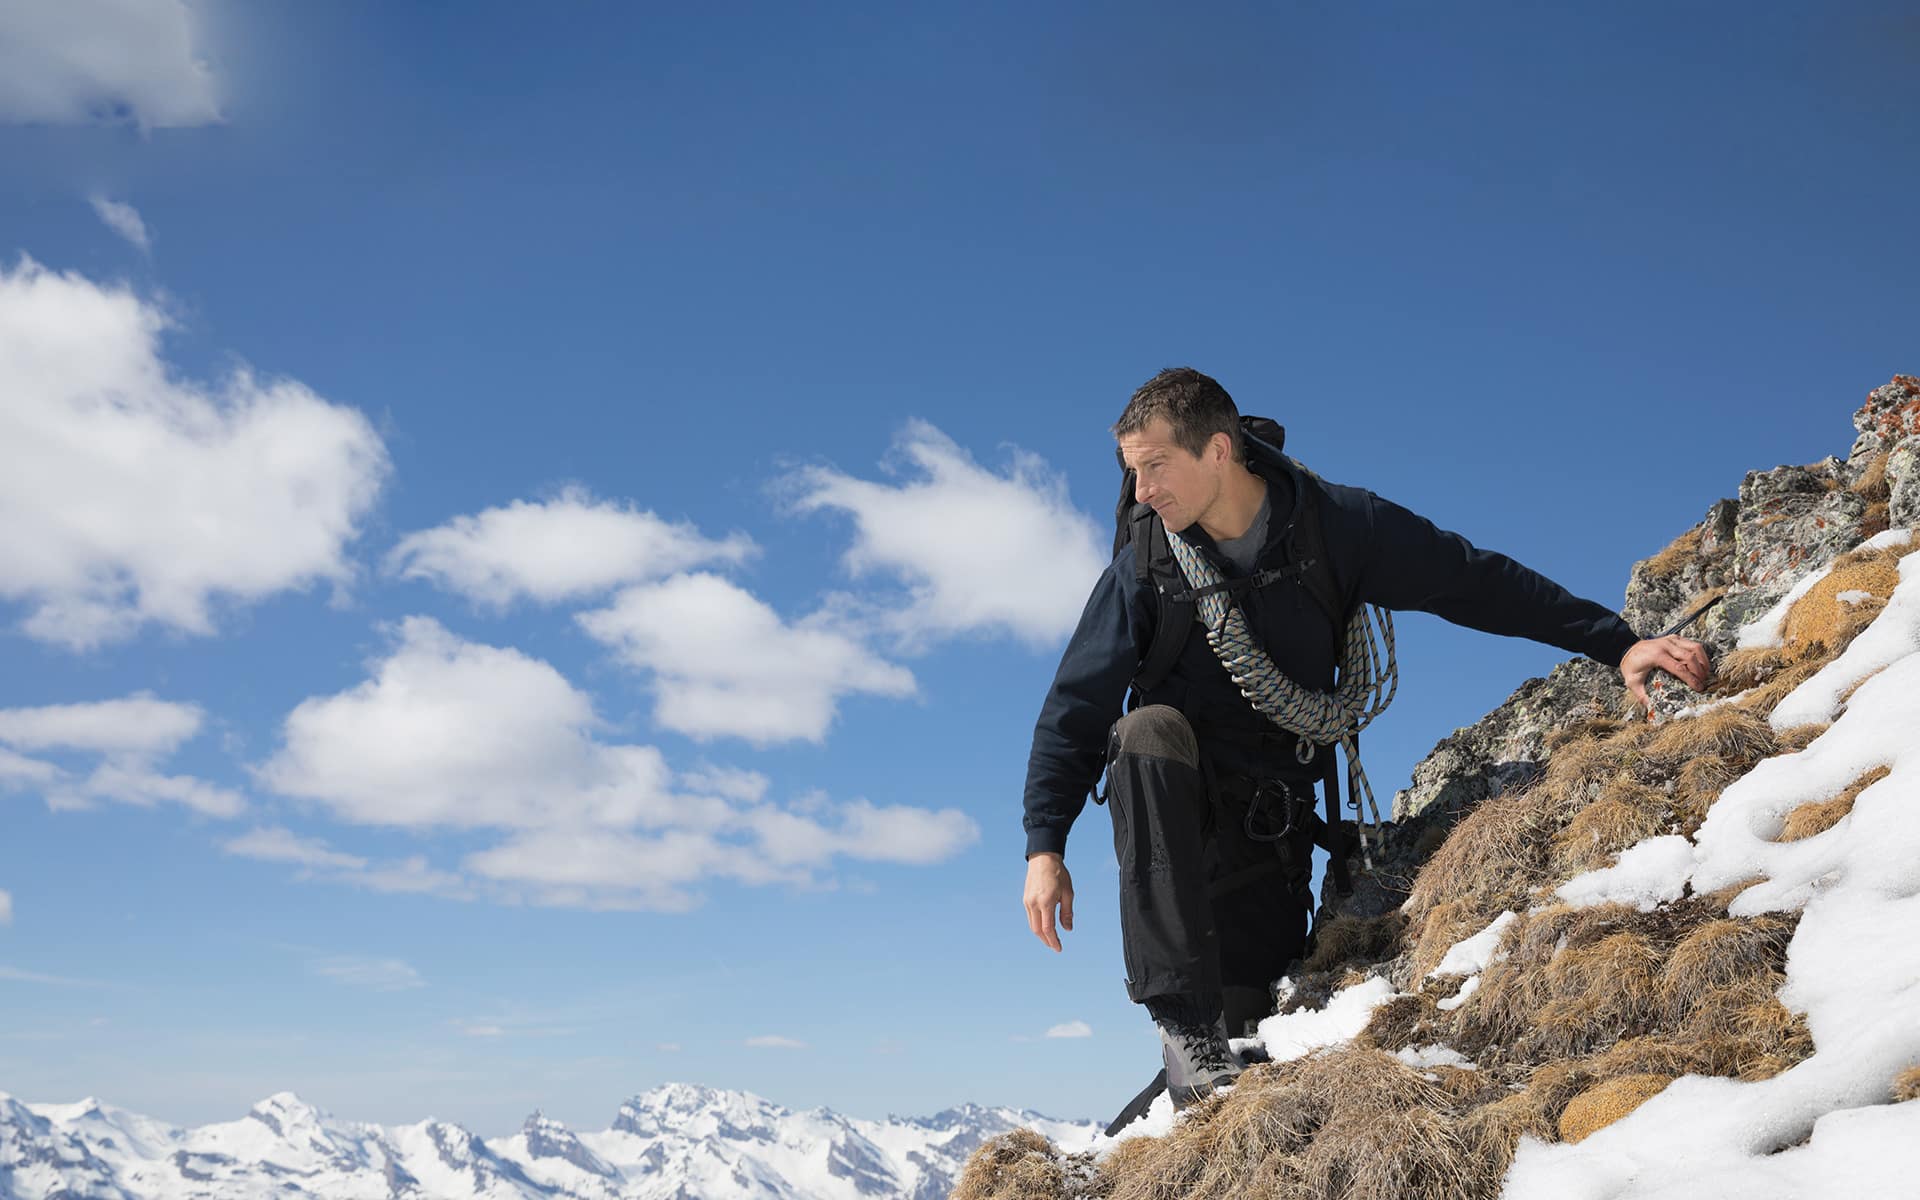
[1622,499,1737,638]
[1392,658,1626,822]
[1887,435,1920,531]
[1847,374,1920,461]
[1700,457,1867,646]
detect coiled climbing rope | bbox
[1164,525,1400,866]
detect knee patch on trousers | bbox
[1112,705,1199,768]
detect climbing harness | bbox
[1162,524,1400,868]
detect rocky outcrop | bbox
[1322,376,1916,923]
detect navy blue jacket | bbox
[1022,447,1641,860]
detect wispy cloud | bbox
[577,574,916,745]
[0,888,12,926]
[221,827,473,900]
[454,1021,505,1038]
[745,1035,807,1049]
[0,260,389,649]
[389,487,756,608]
[786,420,1106,650]
[0,964,102,986]
[88,195,150,252]
[0,0,221,129]
[0,695,241,817]
[310,956,425,992]
[1044,1020,1093,1039]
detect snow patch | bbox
[1429,910,1517,977]
[1253,976,1397,1063]
[1555,835,1696,911]
[1767,546,1920,729]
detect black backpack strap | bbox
[1276,463,1355,640]
[1128,505,1195,698]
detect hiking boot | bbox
[1145,993,1241,1108]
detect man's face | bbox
[1117,418,1226,535]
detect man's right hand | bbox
[1023,852,1075,952]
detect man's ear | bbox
[1208,430,1234,465]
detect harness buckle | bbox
[1243,778,1308,842]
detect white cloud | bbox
[1045,1020,1093,1039]
[745,1035,806,1049]
[253,619,973,910]
[311,956,425,992]
[0,747,61,788]
[657,1042,682,1053]
[75,762,243,817]
[0,694,239,816]
[0,889,12,926]
[259,616,678,831]
[787,421,1107,648]
[221,827,365,871]
[0,0,220,128]
[577,573,916,745]
[220,828,474,900]
[0,694,201,755]
[457,1023,506,1038]
[88,196,150,253]
[0,260,389,649]
[388,487,756,608]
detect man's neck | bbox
[1195,466,1269,542]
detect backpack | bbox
[1109,414,1363,896]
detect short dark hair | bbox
[1111,367,1243,463]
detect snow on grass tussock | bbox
[1554,836,1694,912]
[1505,551,1920,1197]
[1734,529,1912,650]
[1767,544,1920,729]
[1253,975,1398,1063]
[1430,910,1517,978]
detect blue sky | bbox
[1,0,1915,1134]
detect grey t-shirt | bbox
[1213,488,1270,575]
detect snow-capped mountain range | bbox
[0,1083,1099,1200]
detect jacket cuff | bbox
[1025,827,1068,860]
[1597,623,1641,669]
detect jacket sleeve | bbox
[1021,554,1150,861]
[1358,491,1641,668]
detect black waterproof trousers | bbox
[1103,705,1316,1004]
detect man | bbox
[1020,368,1710,1108]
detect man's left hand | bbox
[1620,635,1712,711]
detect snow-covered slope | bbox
[0,1084,1098,1200]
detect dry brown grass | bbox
[1646,704,1777,767]
[1775,723,1830,754]
[1862,502,1891,538]
[1092,1048,1493,1200]
[1780,544,1904,652]
[1853,452,1891,502]
[1640,527,1703,579]
[1550,780,1670,875]
[1302,912,1407,974]
[1777,765,1891,841]
[1895,1066,1920,1103]
[1558,1074,1672,1143]
[1732,656,1829,720]
[952,1128,1067,1200]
